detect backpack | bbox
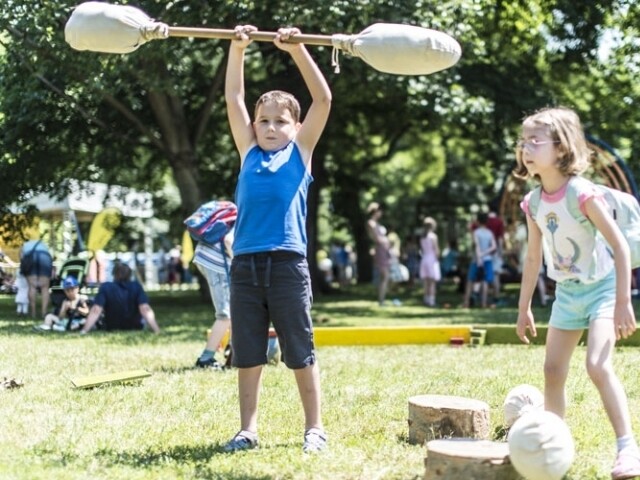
[528,178,640,269]
[184,200,237,245]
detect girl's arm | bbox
[516,215,543,344]
[584,197,636,340]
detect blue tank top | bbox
[233,141,312,256]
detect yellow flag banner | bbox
[87,208,121,252]
[181,230,194,265]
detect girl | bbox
[420,217,441,306]
[514,107,640,480]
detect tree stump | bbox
[408,394,490,445]
[424,438,522,480]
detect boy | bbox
[463,213,497,308]
[34,276,89,331]
[193,226,234,370]
[223,25,331,453]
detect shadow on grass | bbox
[93,444,281,479]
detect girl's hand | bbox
[274,27,302,52]
[516,309,537,344]
[614,301,636,340]
[232,25,257,49]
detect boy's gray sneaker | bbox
[223,430,258,453]
[303,428,327,453]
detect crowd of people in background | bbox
[354,201,554,309]
[1,201,546,325]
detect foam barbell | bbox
[64,1,462,76]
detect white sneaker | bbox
[33,324,51,332]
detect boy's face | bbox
[253,102,300,151]
[64,287,79,299]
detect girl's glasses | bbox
[516,139,560,152]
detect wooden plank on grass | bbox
[70,370,151,389]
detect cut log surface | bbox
[408,394,490,445]
[424,439,522,480]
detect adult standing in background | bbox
[20,238,53,318]
[420,217,441,306]
[366,202,392,306]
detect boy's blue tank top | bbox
[233,141,313,256]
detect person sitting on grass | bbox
[80,263,160,335]
[34,276,89,332]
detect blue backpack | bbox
[184,200,237,245]
[528,178,640,268]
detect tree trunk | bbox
[147,90,204,215]
[424,439,521,480]
[408,395,490,445]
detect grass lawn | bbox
[1,282,639,479]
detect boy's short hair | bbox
[254,90,301,122]
[477,212,489,225]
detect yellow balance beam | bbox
[313,326,471,346]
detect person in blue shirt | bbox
[223,25,331,454]
[80,263,160,334]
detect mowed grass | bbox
[1,283,639,479]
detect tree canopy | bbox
[1,0,638,283]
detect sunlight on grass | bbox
[1,288,638,479]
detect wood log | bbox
[408,394,490,445]
[424,438,522,480]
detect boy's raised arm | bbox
[274,28,332,161]
[225,26,257,159]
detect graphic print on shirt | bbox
[546,211,581,274]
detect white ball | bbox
[508,410,575,480]
[503,384,545,427]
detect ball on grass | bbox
[503,384,545,427]
[507,410,574,480]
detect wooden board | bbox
[70,370,151,389]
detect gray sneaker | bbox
[303,428,327,453]
[223,430,258,453]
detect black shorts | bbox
[230,252,315,369]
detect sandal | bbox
[612,452,640,480]
[303,428,327,453]
[223,430,258,453]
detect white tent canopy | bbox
[20,180,158,287]
[25,180,153,221]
